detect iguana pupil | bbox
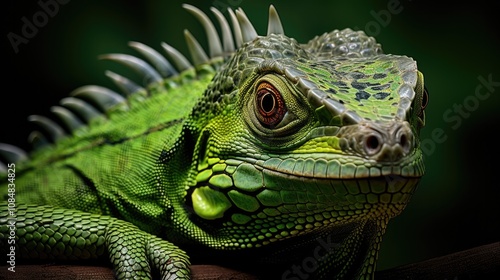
[259,91,275,114]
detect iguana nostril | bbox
[397,130,412,154]
[353,122,414,160]
[365,134,381,155]
[400,134,408,149]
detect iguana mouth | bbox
[251,153,424,180]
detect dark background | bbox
[2,0,499,272]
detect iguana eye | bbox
[255,82,287,128]
[414,72,428,124]
[421,87,429,111]
[417,86,429,121]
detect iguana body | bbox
[0,4,428,279]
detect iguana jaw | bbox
[250,152,424,180]
[188,152,420,248]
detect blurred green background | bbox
[3,0,499,272]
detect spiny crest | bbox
[0,4,284,170]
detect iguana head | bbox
[181,5,428,248]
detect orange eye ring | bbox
[255,82,286,128]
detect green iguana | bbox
[0,3,428,280]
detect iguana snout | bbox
[338,120,415,162]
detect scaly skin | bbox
[0,4,427,280]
